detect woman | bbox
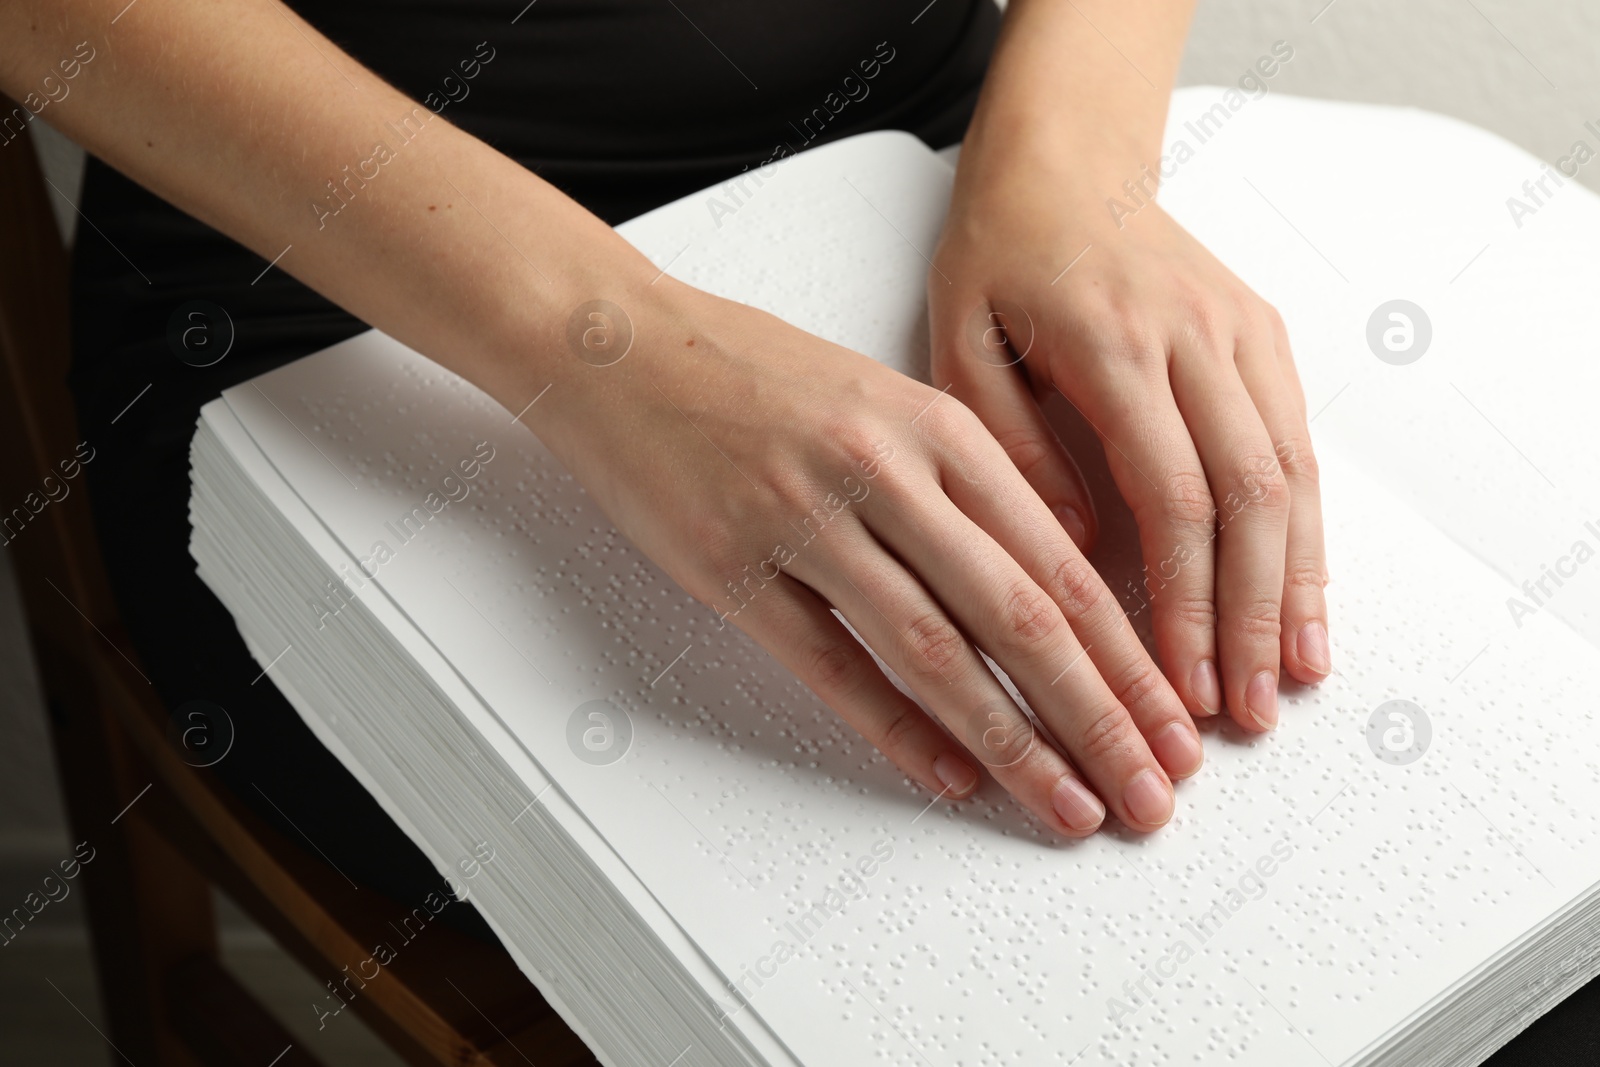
[0,0,1328,925]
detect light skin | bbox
[934,0,1331,741]
[1,0,1326,839]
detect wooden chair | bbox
[0,109,598,1067]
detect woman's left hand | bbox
[927,159,1331,736]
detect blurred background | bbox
[4,0,1596,1061]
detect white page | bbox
[207,100,1600,1065]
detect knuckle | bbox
[1073,703,1139,765]
[1044,553,1107,620]
[988,424,1055,484]
[1227,599,1284,644]
[1153,468,1217,529]
[774,476,825,524]
[805,639,860,695]
[903,609,967,679]
[1109,331,1167,377]
[1245,311,1278,351]
[1181,295,1234,354]
[1082,310,1161,375]
[1228,456,1290,514]
[916,391,980,440]
[992,580,1062,651]
[1283,562,1328,598]
[1233,287,1264,318]
[862,452,918,507]
[1106,661,1169,714]
[876,704,927,754]
[827,419,888,470]
[1263,302,1288,336]
[1277,437,1319,484]
[1160,593,1218,632]
[1120,341,1167,377]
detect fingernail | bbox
[1297,620,1331,675]
[1150,721,1204,779]
[1053,503,1089,547]
[1246,670,1279,730]
[1123,768,1175,828]
[1051,776,1105,832]
[1190,659,1222,715]
[933,753,978,796]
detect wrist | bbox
[959,105,1163,209]
[477,243,728,458]
[954,0,1188,212]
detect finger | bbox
[788,524,1109,837]
[1066,359,1225,720]
[727,571,981,799]
[855,458,1178,830]
[932,302,1098,549]
[1239,311,1330,683]
[1170,342,1291,733]
[931,425,1204,782]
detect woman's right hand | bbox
[537,283,1205,836]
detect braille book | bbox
[190,88,1600,1066]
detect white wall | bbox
[1180,0,1600,191]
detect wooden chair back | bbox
[0,107,594,1067]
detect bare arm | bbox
[0,0,661,438]
[2,0,1208,835]
[956,0,1195,198]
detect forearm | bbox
[0,0,668,432]
[955,0,1195,205]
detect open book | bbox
[190,88,1600,1066]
